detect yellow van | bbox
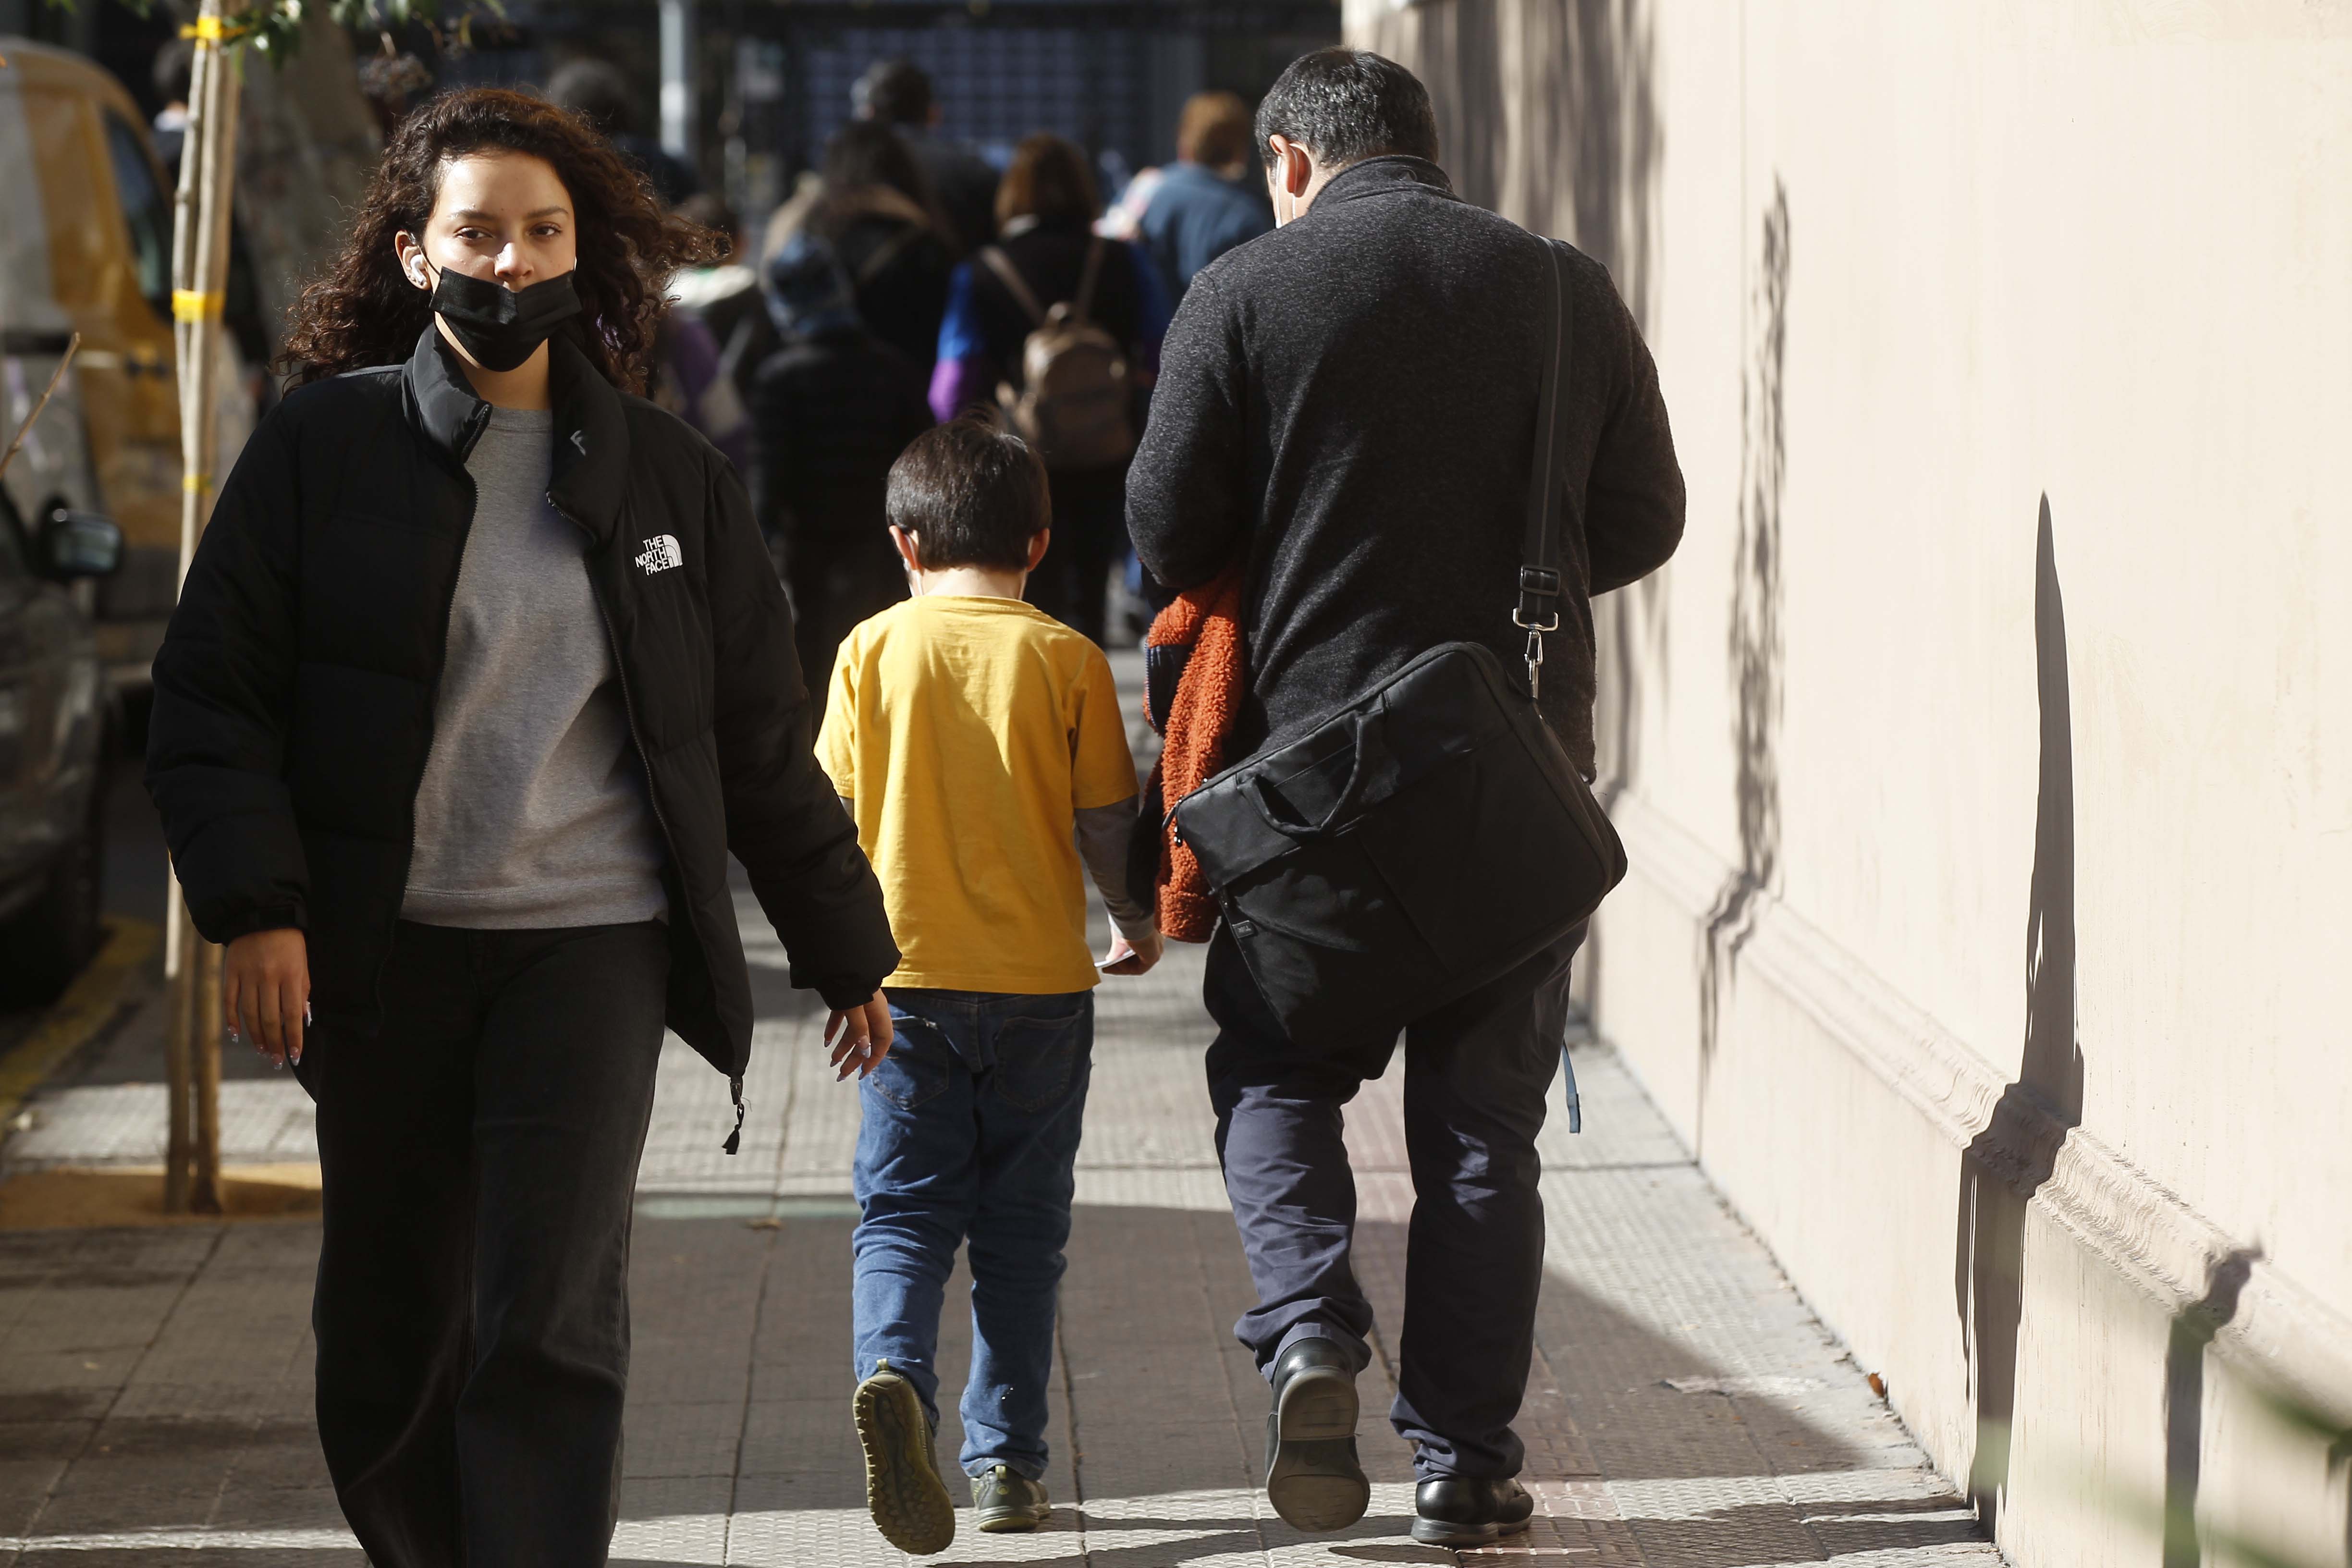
[0,38,248,689]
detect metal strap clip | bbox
[1522,625,1549,699]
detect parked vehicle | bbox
[0,485,121,1000]
[0,38,250,694]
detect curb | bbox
[0,918,159,1128]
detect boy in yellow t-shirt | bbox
[816,420,1162,1555]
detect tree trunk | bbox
[162,0,246,1217]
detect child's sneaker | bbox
[972,1462,1052,1532]
[854,1362,956,1555]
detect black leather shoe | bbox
[1263,1337,1369,1532]
[1411,1476,1536,1545]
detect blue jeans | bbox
[852,987,1094,1480]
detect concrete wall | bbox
[1343,2,2352,1563]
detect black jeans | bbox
[1204,922,1583,1481]
[295,919,670,1568]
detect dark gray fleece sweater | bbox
[1127,156,1685,776]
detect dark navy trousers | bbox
[1203,922,1583,1481]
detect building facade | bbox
[1344,2,2352,1563]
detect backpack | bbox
[979,238,1137,471]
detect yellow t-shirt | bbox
[817,595,1139,994]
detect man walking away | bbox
[1139,91,1274,303]
[856,59,1000,256]
[1127,47,1684,1548]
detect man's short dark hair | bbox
[854,59,933,127]
[887,421,1051,572]
[547,59,640,136]
[1254,47,1439,172]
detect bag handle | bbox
[1243,710,1388,839]
[978,245,1050,329]
[1515,240,1573,697]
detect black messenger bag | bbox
[1169,239,1626,1052]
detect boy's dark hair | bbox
[1254,47,1439,172]
[887,420,1051,571]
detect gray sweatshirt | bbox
[401,407,668,928]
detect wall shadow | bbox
[1951,496,2083,1537]
[2162,1247,2259,1568]
[1694,179,1791,1137]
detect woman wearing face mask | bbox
[145,88,900,1564]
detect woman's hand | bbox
[826,991,895,1081]
[225,928,311,1067]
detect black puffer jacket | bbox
[147,326,899,1101]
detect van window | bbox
[104,113,173,313]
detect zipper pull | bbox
[722,1075,746,1155]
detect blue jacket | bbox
[1139,163,1273,302]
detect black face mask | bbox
[424,263,582,372]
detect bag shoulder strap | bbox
[1070,235,1108,327]
[1515,238,1573,697]
[853,220,926,286]
[978,245,1050,329]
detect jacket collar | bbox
[400,325,633,545]
[1315,155,1458,208]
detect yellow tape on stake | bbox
[183,472,213,493]
[172,290,226,323]
[179,15,254,43]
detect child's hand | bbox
[827,992,895,1080]
[1100,930,1163,977]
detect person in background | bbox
[1096,162,1164,245]
[150,37,193,167]
[751,231,934,715]
[356,50,435,143]
[855,58,1000,256]
[818,419,1160,1556]
[671,193,778,410]
[1138,90,1273,303]
[546,58,700,208]
[766,122,958,375]
[931,134,1169,646]
[650,306,751,474]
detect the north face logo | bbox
[634,534,683,575]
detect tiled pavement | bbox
[0,914,1998,1567]
[0,663,2001,1566]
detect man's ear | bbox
[1026,528,1052,572]
[1268,135,1313,199]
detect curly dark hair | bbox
[277,87,717,392]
